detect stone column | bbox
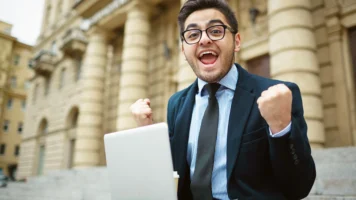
[116,1,151,131]
[62,0,71,17]
[74,28,109,167]
[40,0,49,36]
[49,0,58,28]
[324,4,353,146]
[177,0,196,91]
[268,0,325,148]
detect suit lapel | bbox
[226,64,256,181]
[174,81,198,173]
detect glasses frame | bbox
[181,24,236,45]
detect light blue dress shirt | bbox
[187,65,292,200]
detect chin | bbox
[198,72,222,83]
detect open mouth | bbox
[199,51,218,65]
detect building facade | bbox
[0,21,33,179]
[17,0,356,180]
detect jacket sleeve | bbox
[167,95,178,140]
[268,82,316,199]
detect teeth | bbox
[199,51,217,58]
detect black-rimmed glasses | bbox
[181,25,235,45]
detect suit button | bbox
[293,154,298,160]
[291,148,295,154]
[294,159,299,165]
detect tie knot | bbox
[205,83,220,97]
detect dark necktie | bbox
[191,83,220,200]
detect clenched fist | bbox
[257,84,292,134]
[130,98,154,127]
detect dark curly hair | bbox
[178,0,238,35]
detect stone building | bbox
[17,0,356,180]
[0,20,33,179]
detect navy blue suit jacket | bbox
[167,64,316,200]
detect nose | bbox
[199,31,212,46]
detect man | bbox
[131,0,316,199]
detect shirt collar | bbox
[197,64,238,96]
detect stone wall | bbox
[17,56,82,179]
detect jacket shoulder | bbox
[167,83,195,134]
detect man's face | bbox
[182,8,241,83]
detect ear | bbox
[234,33,241,52]
[181,40,185,53]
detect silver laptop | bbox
[104,123,178,200]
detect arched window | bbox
[67,107,79,129]
[38,119,48,135]
[37,118,48,175]
[37,145,45,175]
[66,107,79,168]
[44,77,51,96]
[76,59,82,81]
[247,54,270,78]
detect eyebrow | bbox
[185,19,225,30]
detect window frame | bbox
[3,120,10,133]
[18,122,23,134]
[0,144,6,155]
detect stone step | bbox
[0,187,110,200]
[305,195,356,200]
[309,147,356,196]
[27,167,109,185]
[312,147,356,163]
[1,147,355,199]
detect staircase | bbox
[0,167,111,200]
[305,147,356,200]
[0,147,355,200]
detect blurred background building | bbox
[16,0,356,179]
[0,0,353,199]
[0,20,33,180]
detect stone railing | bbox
[28,50,55,77]
[60,28,88,57]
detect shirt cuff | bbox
[269,122,292,138]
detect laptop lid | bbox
[104,123,177,200]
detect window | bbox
[14,145,20,156]
[51,41,57,54]
[37,145,45,175]
[0,144,6,155]
[13,54,20,66]
[43,123,48,135]
[59,68,65,89]
[39,120,48,135]
[24,81,30,90]
[68,139,75,168]
[10,76,17,88]
[22,100,26,111]
[349,27,356,97]
[7,98,13,109]
[3,120,10,132]
[247,55,270,78]
[18,122,23,134]
[76,60,82,81]
[44,78,50,95]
